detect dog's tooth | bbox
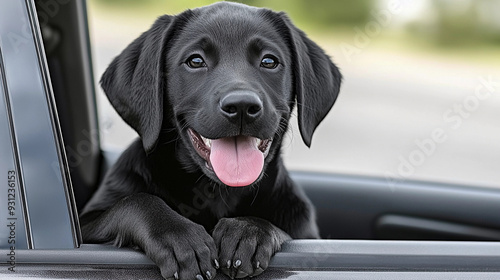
[200,135,211,147]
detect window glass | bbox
[88,0,500,189]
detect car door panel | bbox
[292,171,500,240]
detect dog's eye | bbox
[260,56,278,69]
[186,55,206,68]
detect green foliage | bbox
[407,0,500,48]
[228,0,374,34]
[92,0,500,48]
[94,0,374,29]
[237,0,374,26]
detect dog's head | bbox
[101,2,341,187]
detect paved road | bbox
[89,17,500,189]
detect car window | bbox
[88,0,500,190]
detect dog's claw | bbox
[214,259,220,269]
[195,274,204,280]
[233,259,242,268]
[226,260,231,269]
[166,271,179,280]
[251,261,265,277]
[206,270,213,279]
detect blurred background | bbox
[87,0,500,189]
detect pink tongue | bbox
[210,136,264,187]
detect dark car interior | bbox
[1,0,499,279]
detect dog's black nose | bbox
[220,91,263,123]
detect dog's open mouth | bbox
[188,128,272,187]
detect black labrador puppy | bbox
[81,2,341,280]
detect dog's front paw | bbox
[145,222,218,280]
[212,217,291,279]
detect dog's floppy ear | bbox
[100,14,189,154]
[279,14,342,147]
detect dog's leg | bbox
[81,193,218,280]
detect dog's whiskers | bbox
[195,173,205,184]
[160,137,180,145]
[208,180,217,194]
[219,184,230,209]
[250,184,259,206]
[291,100,316,112]
[161,127,177,133]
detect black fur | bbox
[81,2,341,280]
